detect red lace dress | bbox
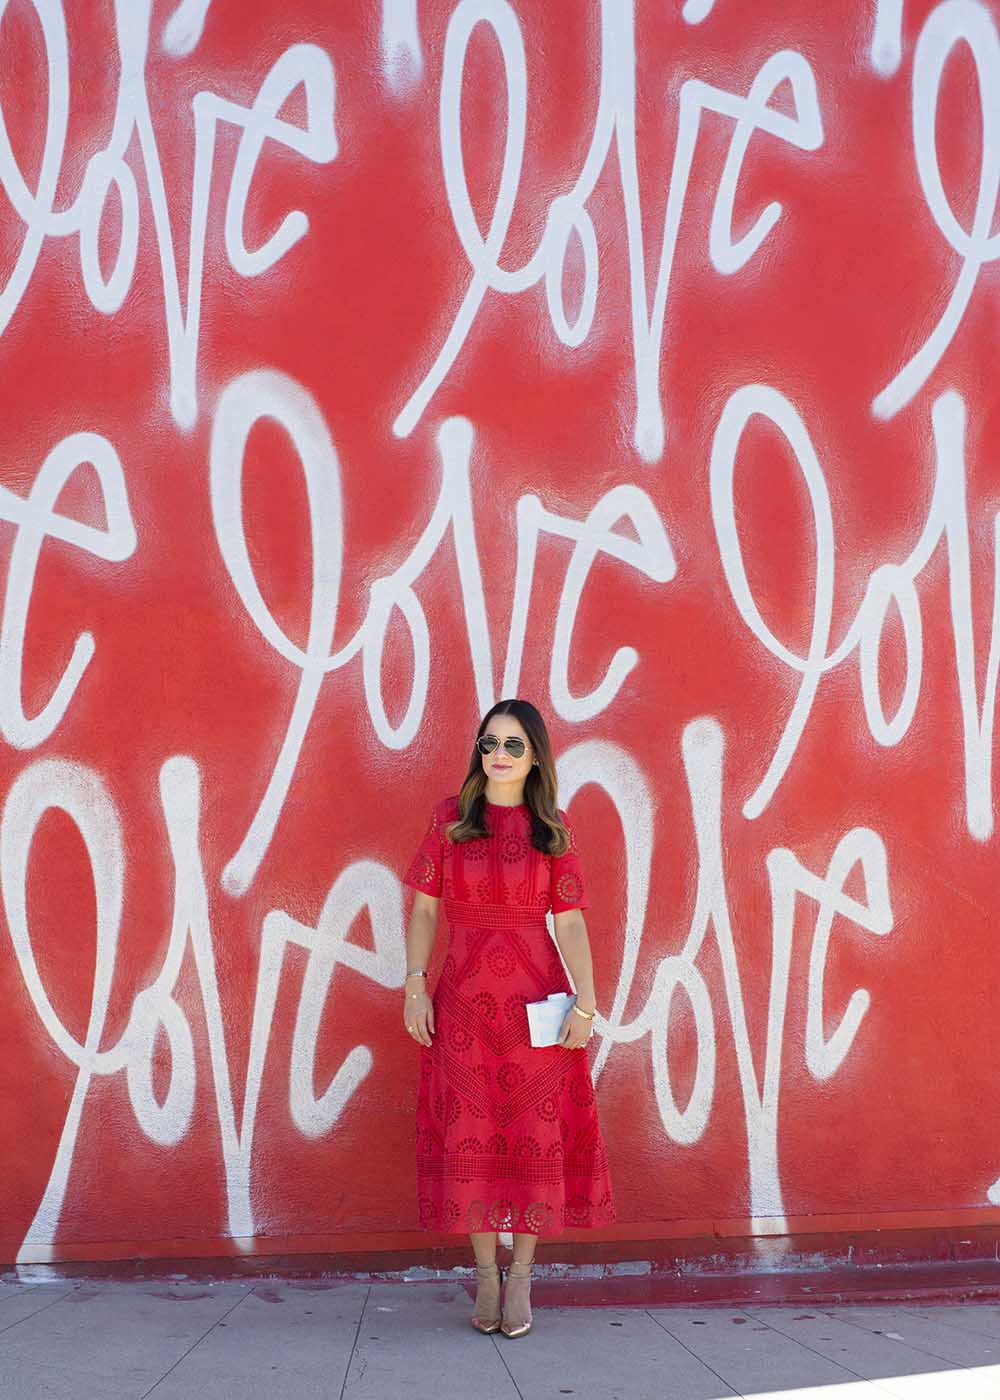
[402,794,617,1236]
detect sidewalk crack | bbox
[340,1282,372,1400]
[139,1286,255,1400]
[491,1327,526,1397]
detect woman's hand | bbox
[404,988,435,1046]
[558,1004,593,1049]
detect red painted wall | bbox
[2,0,999,1269]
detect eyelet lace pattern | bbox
[403,795,615,1236]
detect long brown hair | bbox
[443,698,572,856]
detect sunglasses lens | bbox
[477,736,499,754]
[504,739,525,757]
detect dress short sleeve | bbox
[549,810,589,913]
[403,800,445,898]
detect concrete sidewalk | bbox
[3,1272,1000,1399]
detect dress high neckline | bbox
[484,798,526,809]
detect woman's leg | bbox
[470,1230,498,1266]
[501,1231,537,1336]
[469,1231,502,1332]
[510,1231,538,1265]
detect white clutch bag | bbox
[525,991,576,1047]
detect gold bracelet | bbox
[572,1003,596,1020]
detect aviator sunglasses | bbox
[476,734,529,758]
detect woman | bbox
[401,698,616,1338]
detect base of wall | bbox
[5,1220,1000,1307]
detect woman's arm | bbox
[403,891,439,1045]
[553,909,597,1048]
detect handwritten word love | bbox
[394,0,823,463]
[711,384,1000,841]
[566,721,892,1224]
[1,752,406,1259]
[0,0,336,429]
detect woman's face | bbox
[480,714,534,793]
